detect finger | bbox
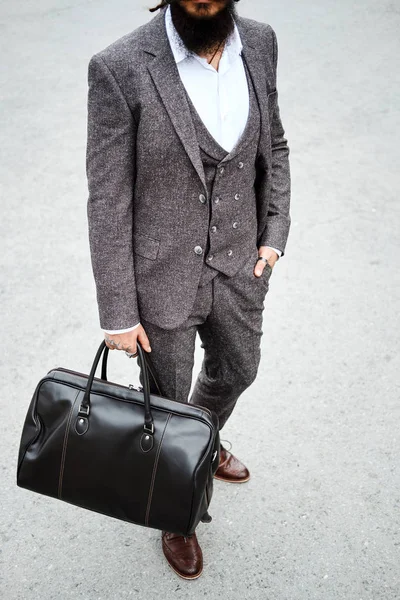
[104,337,116,350]
[105,336,126,351]
[122,342,137,355]
[254,259,265,277]
[138,329,152,352]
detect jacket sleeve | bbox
[86,53,140,330]
[257,26,291,256]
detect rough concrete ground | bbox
[0,0,399,598]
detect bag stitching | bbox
[145,413,172,526]
[58,390,81,499]
[17,372,58,474]
[185,431,218,534]
[37,377,212,429]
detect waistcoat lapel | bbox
[144,11,207,193]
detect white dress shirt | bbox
[104,5,281,335]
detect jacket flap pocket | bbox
[133,232,160,260]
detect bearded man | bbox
[86,0,291,579]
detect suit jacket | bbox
[86,8,291,331]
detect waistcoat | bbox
[183,57,262,288]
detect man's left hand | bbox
[254,247,279,277]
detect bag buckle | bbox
[78,404,90,417]
[143,422,154,435]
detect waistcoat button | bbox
[215,196,220,204]
[219,167,225,175]
[194,246,203,255]
[238,162,244,169]
[234,193,240,200]
[199,193,206,204]
[211,226,217,233]
[232,222,238,229]
[207,255,214,261]
[227,250,233,256]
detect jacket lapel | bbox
[144,11,207,192]
[235,18,272,152]
[142,11,271,191]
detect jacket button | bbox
[232,222,238,229]
[227,250,233,256]
[234,193,240,200]
[211,225,217,233]
[194,246,203,255]
[199,193,206,204]
[238,162,244,169]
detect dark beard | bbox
[170,1,237,55]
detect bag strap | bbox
[78,340,156,435]
[100,343,163,396]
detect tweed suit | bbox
[138,46,271,429]
[86,7,291,429]
[86,8,291,332]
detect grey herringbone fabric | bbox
[139,245,272,430]
[86,8,291,330]
[136,50,269,430]
[185,57,261,288]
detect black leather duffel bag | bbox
[16,340,220,536]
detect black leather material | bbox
[16,340,220,536]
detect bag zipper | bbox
[51,367,213,417]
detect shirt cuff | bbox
[103,322,141,334]
[266,246,282,258]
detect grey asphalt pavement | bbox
[1,1,399,599]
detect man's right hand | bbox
[104,325,152,355]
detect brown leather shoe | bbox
[161,531,203,579]
[214,442,250,483]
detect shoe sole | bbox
[165,561,203,580]
[213,473,251,483]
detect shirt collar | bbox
[165,3,243,65]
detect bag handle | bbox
[78,340,157,435]
[100,342,163,396]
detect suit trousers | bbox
[138,246,272,430]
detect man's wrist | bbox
[266,246,282,259]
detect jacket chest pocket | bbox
[133,232,160,260]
